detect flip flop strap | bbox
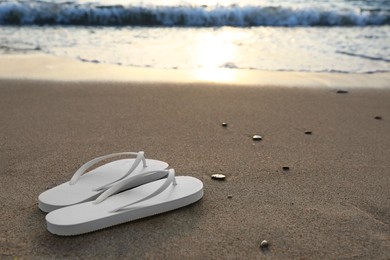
[94,169,177,213]
[69,151,147,188]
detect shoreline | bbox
[0,53,389,88]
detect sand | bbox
[0,56,390,258]
[1,54,390,88]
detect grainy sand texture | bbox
[0,57,389,258]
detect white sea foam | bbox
[1,26,389,73]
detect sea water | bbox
[0,0,389,73]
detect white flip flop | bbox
[45,169,203,236]
[38,151,169,212]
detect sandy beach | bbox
[0,56,389,258]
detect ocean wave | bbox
[0,1,389,26]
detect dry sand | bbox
[0,56,389,258]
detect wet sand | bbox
[1,54,390,88]
[1,77,389,258]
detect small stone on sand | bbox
[227,195,233,199]
[304,130,312,135]
[253,135,262,141]
[374,116,382,120]
[282,166,290,171]
[211,174,226,180]
[336,89,348,94]
[260,240,269,248]
[222,122,228,127]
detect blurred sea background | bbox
[0,0,389,73]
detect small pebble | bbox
[211,174,226,180]
[253,135,262,141]
[282,166,290,171]
[374,116,382,120]
[227,195,233,199]
[336,89,348,94]
[304,130,312,135]
[222,122,228,127]
[260,240,269,248]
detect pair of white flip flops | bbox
[38,151,204,236]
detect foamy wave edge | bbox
[0,1,389,27]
